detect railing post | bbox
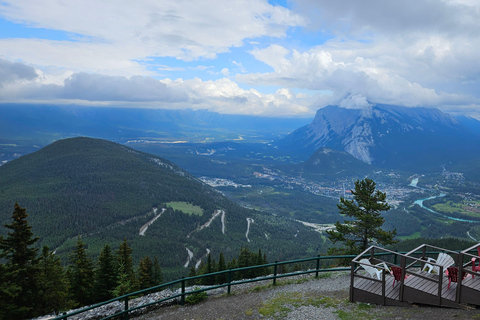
[227,269,232,295]
[273,261,278,286]
[438,266,443,306]
[124,296,129,320]
[456,253,463,303]
[394,250,398,265]
[421,246,426,270]
[180,277,186,306]
[382,269,386,306]
[370,247,374,260]
[315,255,320,278]
[399,256,406,302]
[349,261,355,302]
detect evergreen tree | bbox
[138,256,153,290]
[216,252,227,284]
[326,178,397,255]
[201,253,215,285]
[94,244,118,302]
[117,238,136,290]
[238,247,253,279]
[187,266,197,286]
[68,237,95,306]
[0,203,39,319]
[152,256,163,285]
[0,258,20,320]
[111,265,135,297]
[37,246,71,315]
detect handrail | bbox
[52,247,480,320]
[52,254,355,320]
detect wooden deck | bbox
[352,270,480,309]
[352,273,407,307]
[350,244,480,309]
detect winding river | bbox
[412,181,480,223]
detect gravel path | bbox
[133,272,480,320]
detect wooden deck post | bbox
[421,246,426,270]
[399,255,406,302]
[456,252,463,303]
[350,261,355,302]
[438,266,443,306]
[382,269,386,306]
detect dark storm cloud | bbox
[0,58,37,87]
[61,73,188,102]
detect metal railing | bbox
[52,254,356,320]
[53,247,479,320]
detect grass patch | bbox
[258,291,340,319]
[166,201,204,216]
[397,231,422,240]
[185,287,208,304]
[335,309,375,320]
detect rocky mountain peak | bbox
[278,104,480,170]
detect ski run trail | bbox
[139,207,255,269]
[139,208,166,236]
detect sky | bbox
[0,0,479,118]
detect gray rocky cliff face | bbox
[280,104,477,169]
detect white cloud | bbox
[1,0,480,117]
[239,44,476,109]
[0,0,304,75]
[231,0,480,112]
[0,59,316,116]
[221,68,230,77]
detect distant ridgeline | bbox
[0,137,325,279]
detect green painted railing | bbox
[51,249,474,320]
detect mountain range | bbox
[0,137,323,279]
[278,104,480,171]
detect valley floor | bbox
[133,272,480,320]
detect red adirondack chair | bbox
[472,246,480,278]
[391,266,403,287]
[447,267,467,290]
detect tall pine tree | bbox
[68,237,95,306]
[152,256,163,286]
[138,256,153,290]
[38,246,71,315]
[216,252,227,284]
[114,238,136,295]
[94,244,118,302]
[326,178,397,255]
[0,203,39,319]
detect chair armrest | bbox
[374,261,390,271]
[425,257,437,263]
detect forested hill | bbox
[0,137,323,278]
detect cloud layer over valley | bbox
[0,0,479,117]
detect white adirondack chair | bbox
[359,258,389,280]
[422,252,455,274]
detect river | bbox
[413,191,480,223]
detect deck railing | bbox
[350,245,480,306]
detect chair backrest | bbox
[359,258,377,276]
[448,266,466,282]
[437,253,455,268]
[391,266,402,280]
